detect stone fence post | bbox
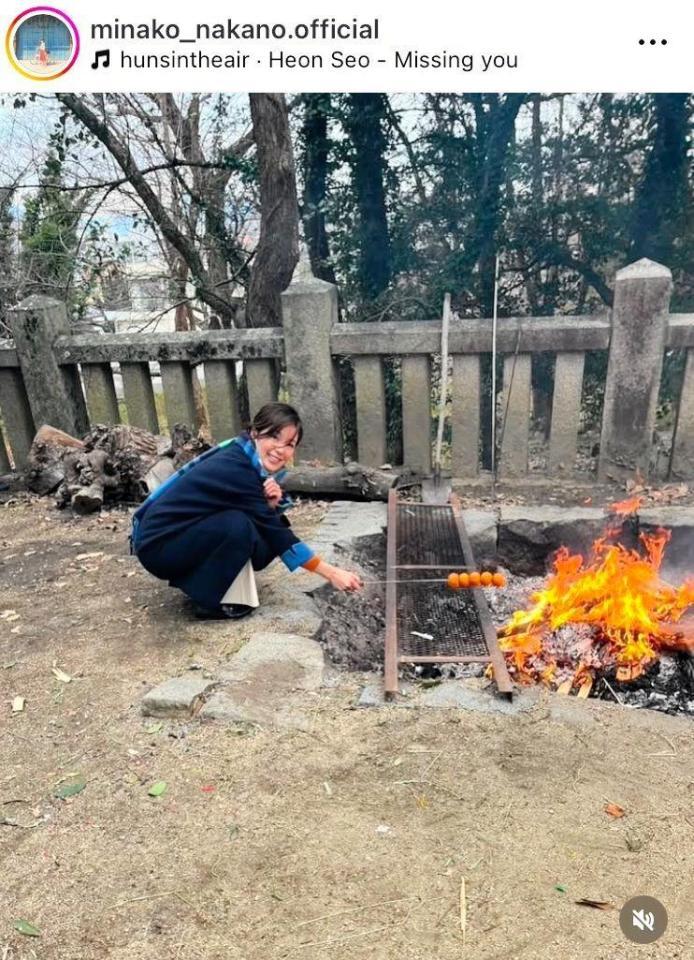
[598,259,672,482]
[281,276,341,463]
[9,296,89,438]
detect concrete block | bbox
[599,259,671,481]
[419,681,538,714]
[499,353,531,478]
[142,675,217,717]
[451,354,481,477]
[282,277,341,462]
[353,356,387,467]
[402,355,432,472]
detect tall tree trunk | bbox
[247,93,300,327]
[344,93,392,302]
[301,94,336,284]
[630,94,690,264]
[468,94,526,317]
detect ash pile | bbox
[488,571,694,717]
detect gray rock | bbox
[220,632,325,688]
[356,682,416,708]
[204,633,325,728]
[498,505,605,575]
[198,692,252,723]
[249,583,322,636]
[461,509,498,561]
[141,675,217,718]
[419,680,538,715]
[312,500,387,563]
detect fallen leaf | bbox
[11,696,25,714]
[554,884,567,893]
[575,898,616,911]
[52,668,72,684]
[14,919,40,937]
[1,609,20,622]
[148,781,167,797]
[604,802,626,818]
[54,777,86,800]
[144,722,164,734]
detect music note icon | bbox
[91,49,110,70]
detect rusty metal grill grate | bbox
[384,492,513,697]
[397,504,464,566]
[397,567,488,658]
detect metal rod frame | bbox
[384,490,514,699]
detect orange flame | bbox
[609,496,643,516]
[499,525,694,689]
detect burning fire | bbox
[499,510,694,689]
[609,495,644,516]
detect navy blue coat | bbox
[131,437,314,611]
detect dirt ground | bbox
[2,495,694,959]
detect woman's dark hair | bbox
[250,402,303,444]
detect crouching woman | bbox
[130,403,362,619]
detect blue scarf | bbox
[234,434,294,513]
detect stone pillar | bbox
[670,349,694,479]
[353,356,387,467]
[9,296,89,437]
[281,276,341,463]
[0,367,36,468]
[598,259,672,482]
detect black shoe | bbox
[193,605,230,620]
[221,603,254,620]
[193,603,255,621]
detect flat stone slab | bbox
[198,692,256,724]
[461,509,498,561]
[142,675,217,718]
[202,633,325,727]
[247,582,322,636]
[356,682,417,708]
[498,505,606,575]
[419,681,539,715]
[312,500,387,560]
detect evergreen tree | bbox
[21,120,82,304]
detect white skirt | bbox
[221,559,259,607]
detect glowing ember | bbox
[609,496,643,516]
[499,518,694,689]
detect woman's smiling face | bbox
[253,425,299,473]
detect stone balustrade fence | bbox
[1,258,694,485]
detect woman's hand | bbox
[326,565,363,592]
[263,477,283,509]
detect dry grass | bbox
[1,497,694,959]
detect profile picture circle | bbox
[5,6,80,81]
